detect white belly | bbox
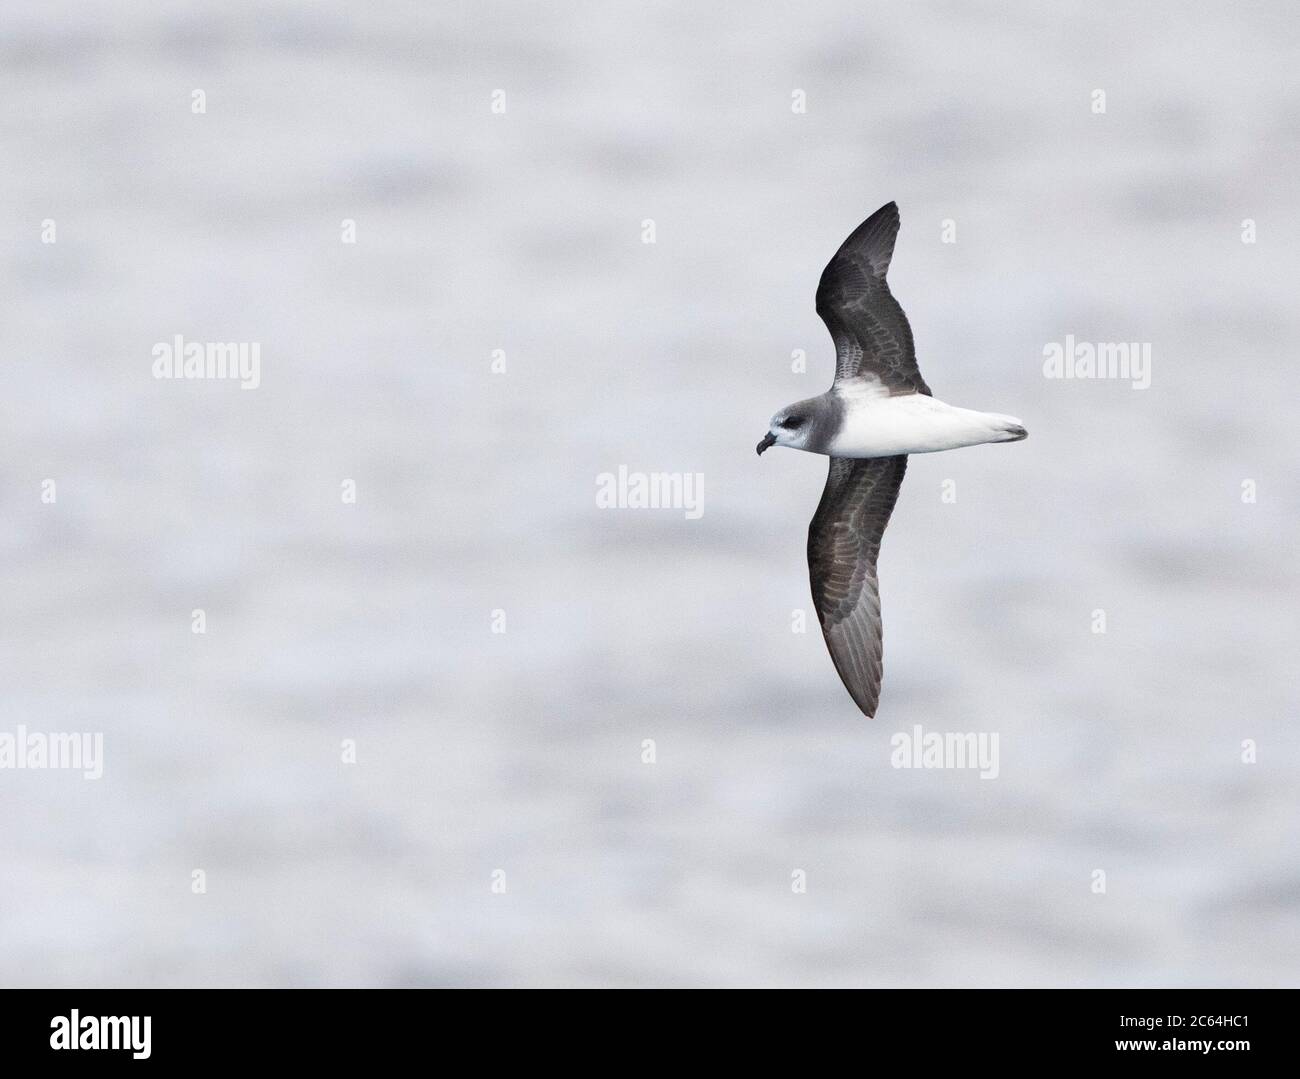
[825,394,1026,457]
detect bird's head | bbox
[757,404,813,455]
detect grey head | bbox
[755,394,840,455]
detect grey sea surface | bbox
[0,1,1297,986]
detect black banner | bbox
[1,989,1291,1067]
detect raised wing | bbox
[806,455,908,717]
[815,201,931,396]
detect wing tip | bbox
[850,686,880,719]
[845,200,901,279]
[865,200,899,231]
[827,637,885,719]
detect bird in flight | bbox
[757,202,1026,718]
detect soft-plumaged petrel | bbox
[757,201,1026,718]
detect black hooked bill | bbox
[756,432,777,455]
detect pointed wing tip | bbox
[850,688,880,719]
[868,200,899,226]
[829,201,903,282]
[823,653,881,718]
[820,627,885,721]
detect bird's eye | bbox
[780,415,804,429]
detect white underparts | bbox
[825,392,1026,458]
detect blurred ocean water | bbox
[0,1,1297,986]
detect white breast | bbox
[826,393,1024,457]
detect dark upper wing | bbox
[807,455,908,718]
[815,202,931,396]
